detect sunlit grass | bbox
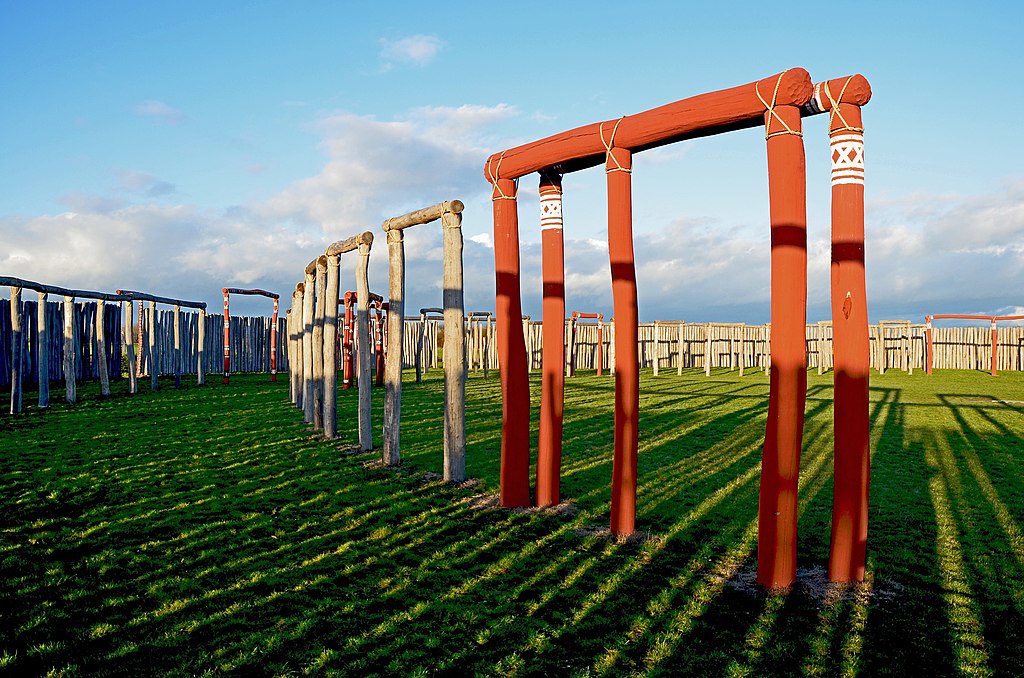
[0,368,1022,675]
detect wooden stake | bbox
[312,256,327,431]
[9,287,22,414]
[197,307,206,385]
[356,241,373,452]
[383,229,405,466]
[63,296,77,403]
[442,209,467,482]
[38,291,50,407]
[324,256,340,439]
[301,269,315,423]
[148,301,158,391]
[172,303,181,389]
[96,300,110,396]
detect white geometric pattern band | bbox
[540,194,563,230]
[831,132,864,186]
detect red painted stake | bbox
[757,104,807,589]
[537,171,565,507]
[271,298,279,381]
[342,294,354,390]
[373,301,385,387]
[823,91,871,583]
[491,175,531,508]
[606,145,639,537]
[926,317,934,375]
[222,289,231,384]
[990,319,998,377]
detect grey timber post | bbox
[301,268,316,423]
[63,296,76,403]
[441,206,467,482]
[96,299,110,396]
[173,304,181,388]
[356,240,373,451]
[124,300,137,394]
[9,286,22,414]
[312,256,327,431]
[38,291,49,407]
[197,307,206,385]
[293,283,305,410]
[148,301,158,391]
[382,228,405,466]
[323,255,341,439]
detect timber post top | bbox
[326,230,374,257]
[382,200,465,232]
[483,69,871,182]
[116,288,207,310]
[223,287,280,299]
[304,255,328,276]
[0,275,129,302]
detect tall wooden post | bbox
[197,307,206,385]
[490,172,531,507]
[677,322,684,376]
[222,289,231,384]
[568,314,577,378]
[136,302,144,379]
[356,241,373,451]
[416,310,426,382]
[64,296,77,403]
[653,321,661,377]
[383,229,405,466]
[172,303,181,389]
[342,298,354,390]
[805,76,874,583]
[757,99,807,589]
[301,268,316,423]
[606,140,639,536]
[705,324,713,377]
[96,300,110,396]
[990,318,998,376]
[596,316,604,377]
[537,170,565,506]
[442,207,467,482]
[925,317,934,375]
[148,301,158,391]
[38,291,50,407]
[324,256,341,439]
[293,284,305,409]
[9,287,22,414]
[124,300,136,394]
[270,297,279,381]
[312,256,327,431]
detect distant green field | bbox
[1,367,1022,676]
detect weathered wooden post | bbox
[9,286,23,414]
[323,255,341,439]
[441,205,467,481]
[382,227,405,465]
[292,283,305,409]
[123,300,136,394]
[197,307,206,386]
[677,321,685,376]
[757,74,808,589]
[96,299,111,396]
[415,309,426,382]
[356,239,373,451]
[38,291,49,407]
[705,323,713,377]
[271,296,279,382]
[148,300,158,391]
[301,265,316,424]
[63,295,77,403]
[172,303,181,389]
[312,256,327,431]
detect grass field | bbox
[1,366,1022,676]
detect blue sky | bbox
[2,1,1022,323]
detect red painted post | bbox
[342,293,354,390]
[537,170,565,507]
[596,314,604,377]
[818,78,872,583]
[757,97,807,589]
[271,297,279,381]
[489,168,531,508]
[926,316,934,375]
[374,301,385,387]
[990,318,998,377]
[222,288,231,384]
[569,314,577,377]
[606,139,639,537]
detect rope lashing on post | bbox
[599,117,631,173]
[755,69,804,140]
[486,151,518,200]
[823,76,865,134]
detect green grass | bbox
[1,366,1022,676]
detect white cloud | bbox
[133,100,186,125]
[378,34,444,68]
